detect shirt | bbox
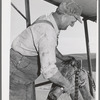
[11,13,60,79]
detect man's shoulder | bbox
[32,20,54,30]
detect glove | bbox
[62,56,77,67]
[62,55,75,62]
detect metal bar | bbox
[25,0,31,27]
[83,18,94,97]
[32,82,36,100]
[11,2,27,21]
[0,0,1,99]
[44,0,59,6]
[35,81,51,87]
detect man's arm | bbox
[38,42,71,89]
[56,48,75,61]
[48,70,71,92]
[38,34,71,93]
[56,48,64,61]
[37,24,74,93]
[38,47,71,92]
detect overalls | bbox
[10,48,40,100]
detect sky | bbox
[10,0,97,55]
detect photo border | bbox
[0,0,2,99]
[98,0,100,100]
[1,0,99,100]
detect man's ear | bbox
[61,14,69,23]
[61,15,66,22]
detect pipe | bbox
[83,18,94,97]
[25,0,31,27]
[11,2,27,21]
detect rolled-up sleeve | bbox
[38,25,58,79]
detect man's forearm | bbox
[56,48,64,61]
[48,70,71,91]
[56,48,75,62]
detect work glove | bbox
[62,56,77,67]
[62,55,75,62]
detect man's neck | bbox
[52,12,61,30]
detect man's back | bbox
[11,26,38,56]
[11,15,58,56]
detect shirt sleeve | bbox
[38,25,58,79]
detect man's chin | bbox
[62,27,68,30]
[70,24,74,27]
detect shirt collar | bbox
[47,13,60,35]
[35,13,60,36]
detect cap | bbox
[56,0,82,23]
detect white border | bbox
[96,0,99,100]
[2,0,11,100]
[2,0,98,100]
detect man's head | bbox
[53,0,82,30]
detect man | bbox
[10,1,82,100]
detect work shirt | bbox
[11,13,60,79]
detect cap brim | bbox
[74,15,82,23]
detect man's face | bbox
[60,14,77,30]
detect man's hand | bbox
[56,48,75,63]
[62,55,75,61]
[48,70,71,92]
[62,56,76,66]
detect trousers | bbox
[10,48,40,100]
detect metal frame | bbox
[11,0,31,28]
[83,18,94,97]
[25,0,31,27]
